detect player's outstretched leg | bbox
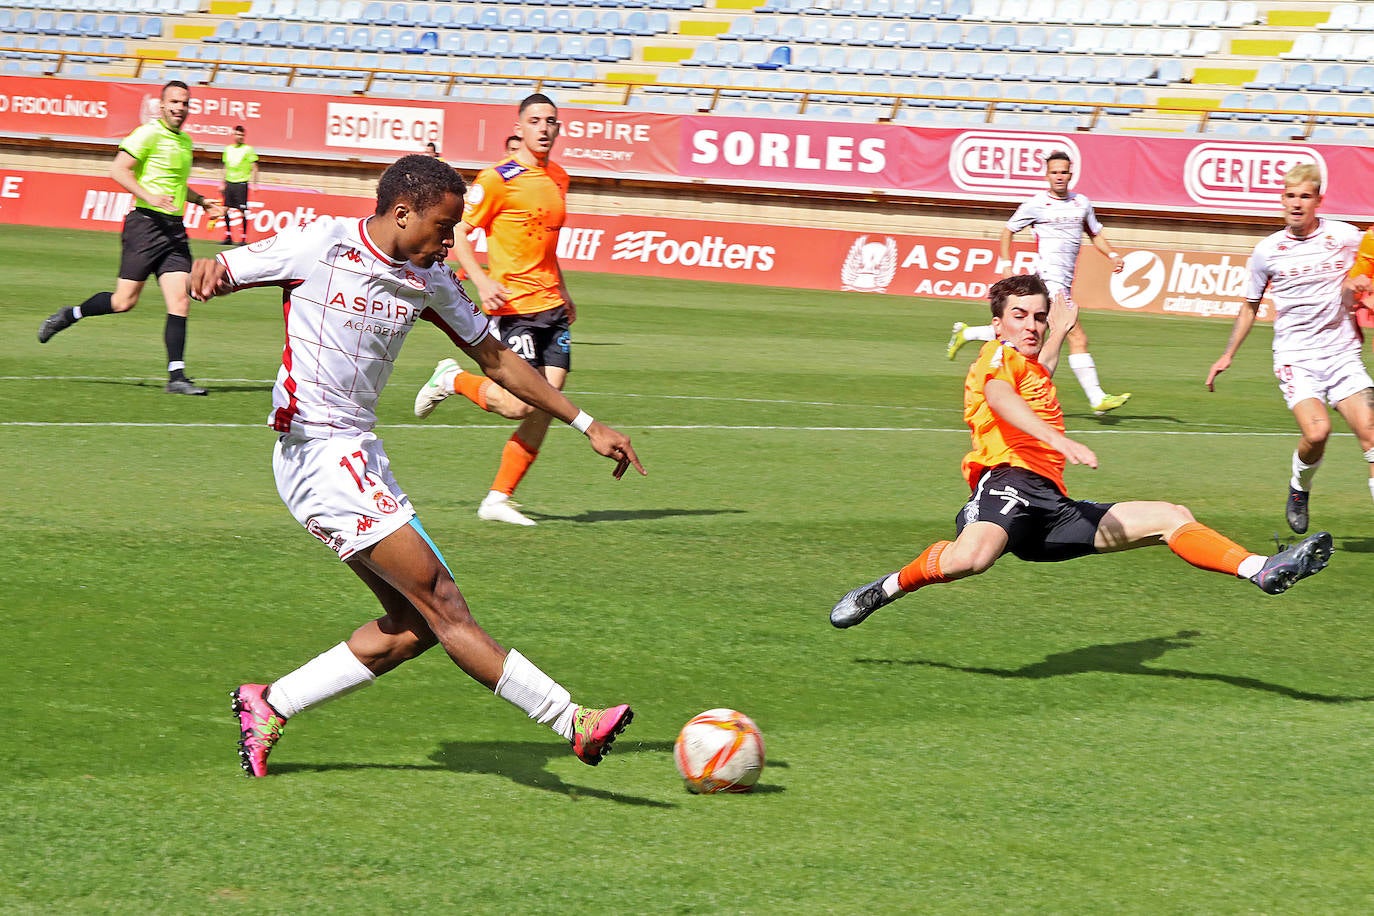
[570,704,633,766]
[232,684,287,777]
[830,574,899,628]
[946,322,969,360]
[1251,531,1333,595]
[1286,486,1310,534]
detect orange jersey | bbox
[463,157,569,316]
[961,340,1068,495]
[1350,228,1374,327]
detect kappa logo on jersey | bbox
[1182,144,1325,209]
[373,492,398,514]
[356,515,380,535]
[840,236,898,293]
[1110,250,1166,310]
[495,161,528,181]
[343,247,364,264]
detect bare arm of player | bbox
[1090,231,1125,273]
[187,257,233,301]
[997,226,1016,276]
[985,378,1098,468]
[1205,299,1260,391]
[1037,291,1078,376]
[449,223,510,313]
[461,333,646,479]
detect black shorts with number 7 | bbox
[956,465,1114,563]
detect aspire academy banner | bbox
[0,166,1275,322]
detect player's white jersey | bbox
[1006,191,1104,293]
[1244,219,1362,361]
[217,216,489,438]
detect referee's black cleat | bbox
[37,308,76,343]
[1285,486,1310,535]
[165,377,208,396]
[830,575,897,628]
[1251,531,1332,595]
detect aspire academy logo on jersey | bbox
[840,236,898,293]
[1183,144,1325,209]
[949,133,1080,194]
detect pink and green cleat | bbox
[232,684,286,778]
[571,704,633,766]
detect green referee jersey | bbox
[120,118,194,216]
[223,143,257,184]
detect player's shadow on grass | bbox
[1069,411,1186,426]
[430,739,680,807]
[528,508,747,524]
[1336,536,1374,554]
[858,630,1374,704]
[92,378,273,394]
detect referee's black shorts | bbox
[119,207,192,281]
[223,181,249,211]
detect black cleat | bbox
[1285,486,1309,534]
[37,308,76,343]
[1252,532,1333,595]
[165,377,208,396]
[830,575,898,628]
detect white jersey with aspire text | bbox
[1006,191,1104,293]
[1244,219,1362,361]
[217,216,489,438]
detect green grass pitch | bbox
[3,223,1374,913]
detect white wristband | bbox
[570,410,594,434]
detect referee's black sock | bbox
[74,291,115,321]
[165,314,189,379]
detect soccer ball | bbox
[673,708,765,794]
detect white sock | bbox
[439,364,460,393]
[482,490,507,506]
[965,325,996,342]
[168,360,186,373]
[1067,352,1106,405]
[267,642,376,719]
[72,305,84,320]
[881,572,903,598]
[1368,478,1374,504]
[495,648,576,739]
[1291,451,1320,492]
[1237,555,1265,579]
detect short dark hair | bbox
[519,93,556,114]
[1045,150,1071,168]
[162,80,188,98]
[989,274,1050,318]
[504,134,520,147]
[375,154,466,217]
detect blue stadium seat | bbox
[953,24,990,51]
[1275,63,1315,92]
[1245,61,1283,90]
[760,45,791,69]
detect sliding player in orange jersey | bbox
[831,274,1332,630]
[413,93,580,527]
[1348,225,1374,335]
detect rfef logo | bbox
[1183,144,1325,209]
[949,133,1080,194]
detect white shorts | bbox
[273,432,416,561]
[1273,351,1374,410]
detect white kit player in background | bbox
[947,150,1131,416]
[1206,162,1374,536]
[187,154,645,778]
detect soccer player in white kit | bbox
[1206,163,1374,535]
[188,155,646,777]
[947,151,1130,416]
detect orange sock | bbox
[453,372,492,412]
[1166,521,1254,576]
[491,433,538,496]
[897,541,952,593]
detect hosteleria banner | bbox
[0,166,1273,322]
[2,76,1372,219]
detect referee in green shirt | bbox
[221,125,258,246]
[37,80,225,396]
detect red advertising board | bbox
[0,166,1273,322]
[3,76,1371,218]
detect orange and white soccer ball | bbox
[673,708,765,794]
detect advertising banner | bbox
[0,166,1275,321]
[4,76,1371,217]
